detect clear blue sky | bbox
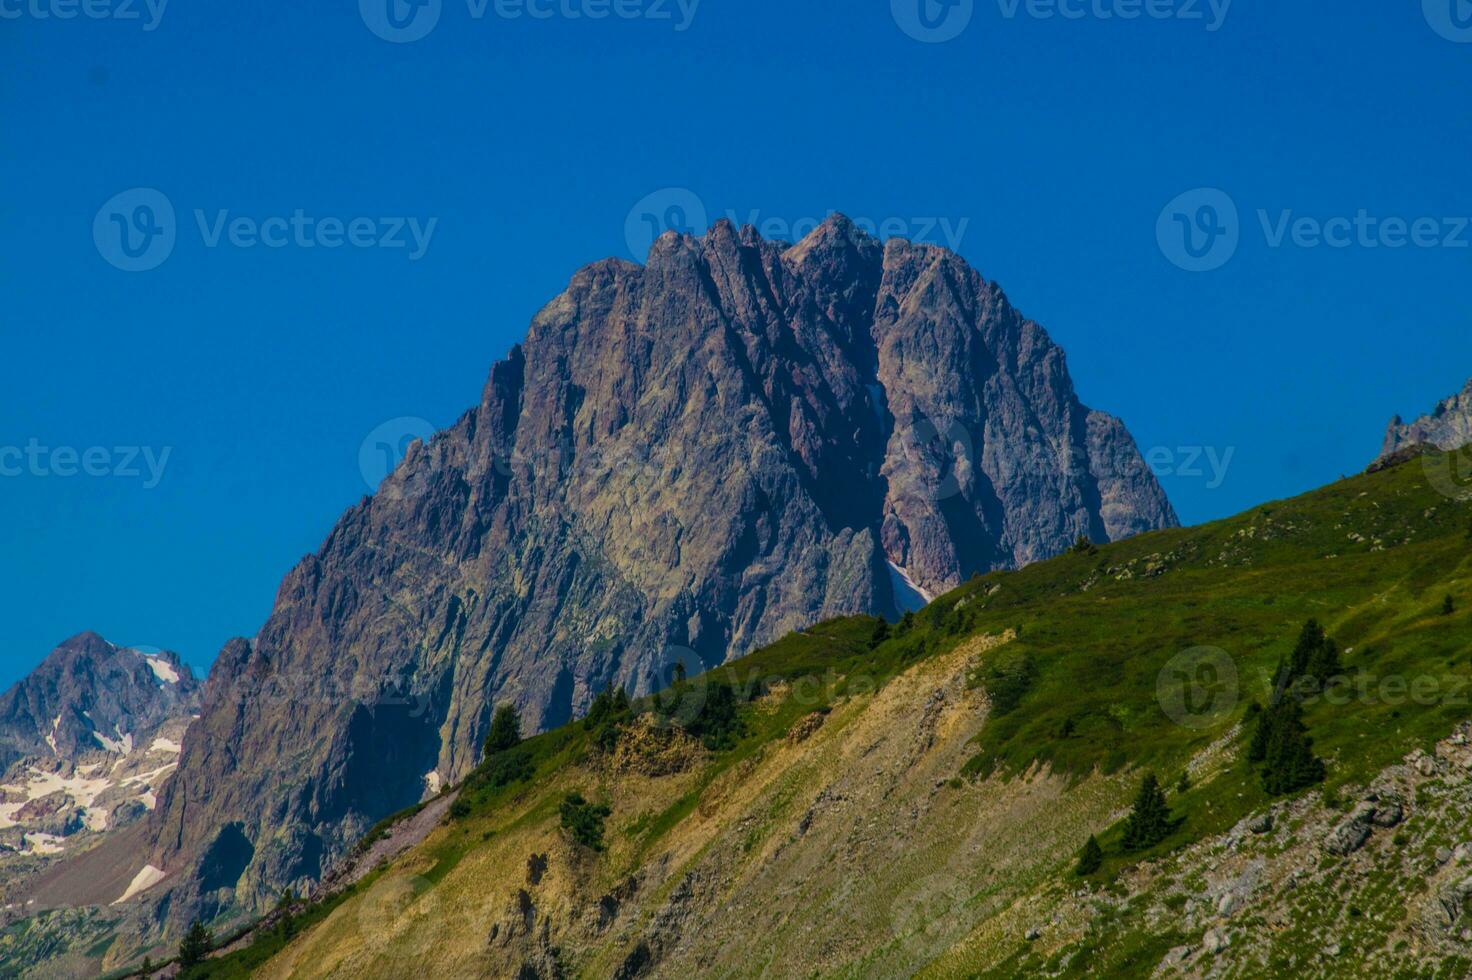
[3,0,1470,684]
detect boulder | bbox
[1371,802,1403,828]
[1325,806,1376,855]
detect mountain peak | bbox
[129,216,1174,929]
[1380,377,1472,460]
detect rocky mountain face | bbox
[1381,377,1472,458]
[129,215,1174,925]
[0,634,199,868]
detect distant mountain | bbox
[68,215,1173,932]
[0,633,198,769]
[1380,377,1472,458]
[0,633,199,868]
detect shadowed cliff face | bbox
[141,215,1175,920]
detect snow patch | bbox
[147,737,182,755]
[887,562,934,614]
[143,657,179,685]
[92,729,133,755]
[112,864,166,904]
[24,833,65,855]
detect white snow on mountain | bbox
[143,656,179,685]
[886,561,934,614]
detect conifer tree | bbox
[1075,834,1103,876]
[178,920,213,970]
[1445,595,1456,616]
[484,703,522,757]
[1121,773,1173,851]
[1290,619,1326,677]
[1258,698,1325,795]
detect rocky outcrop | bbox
[1381,378,1472,459]
[133,215,1174,923]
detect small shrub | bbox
[560,792,612,851]
[985,654,1036,716]
[484,747,535,789]
[585,686,634,752]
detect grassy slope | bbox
[197,453,1471,978]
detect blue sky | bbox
[3,0,1470,684]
